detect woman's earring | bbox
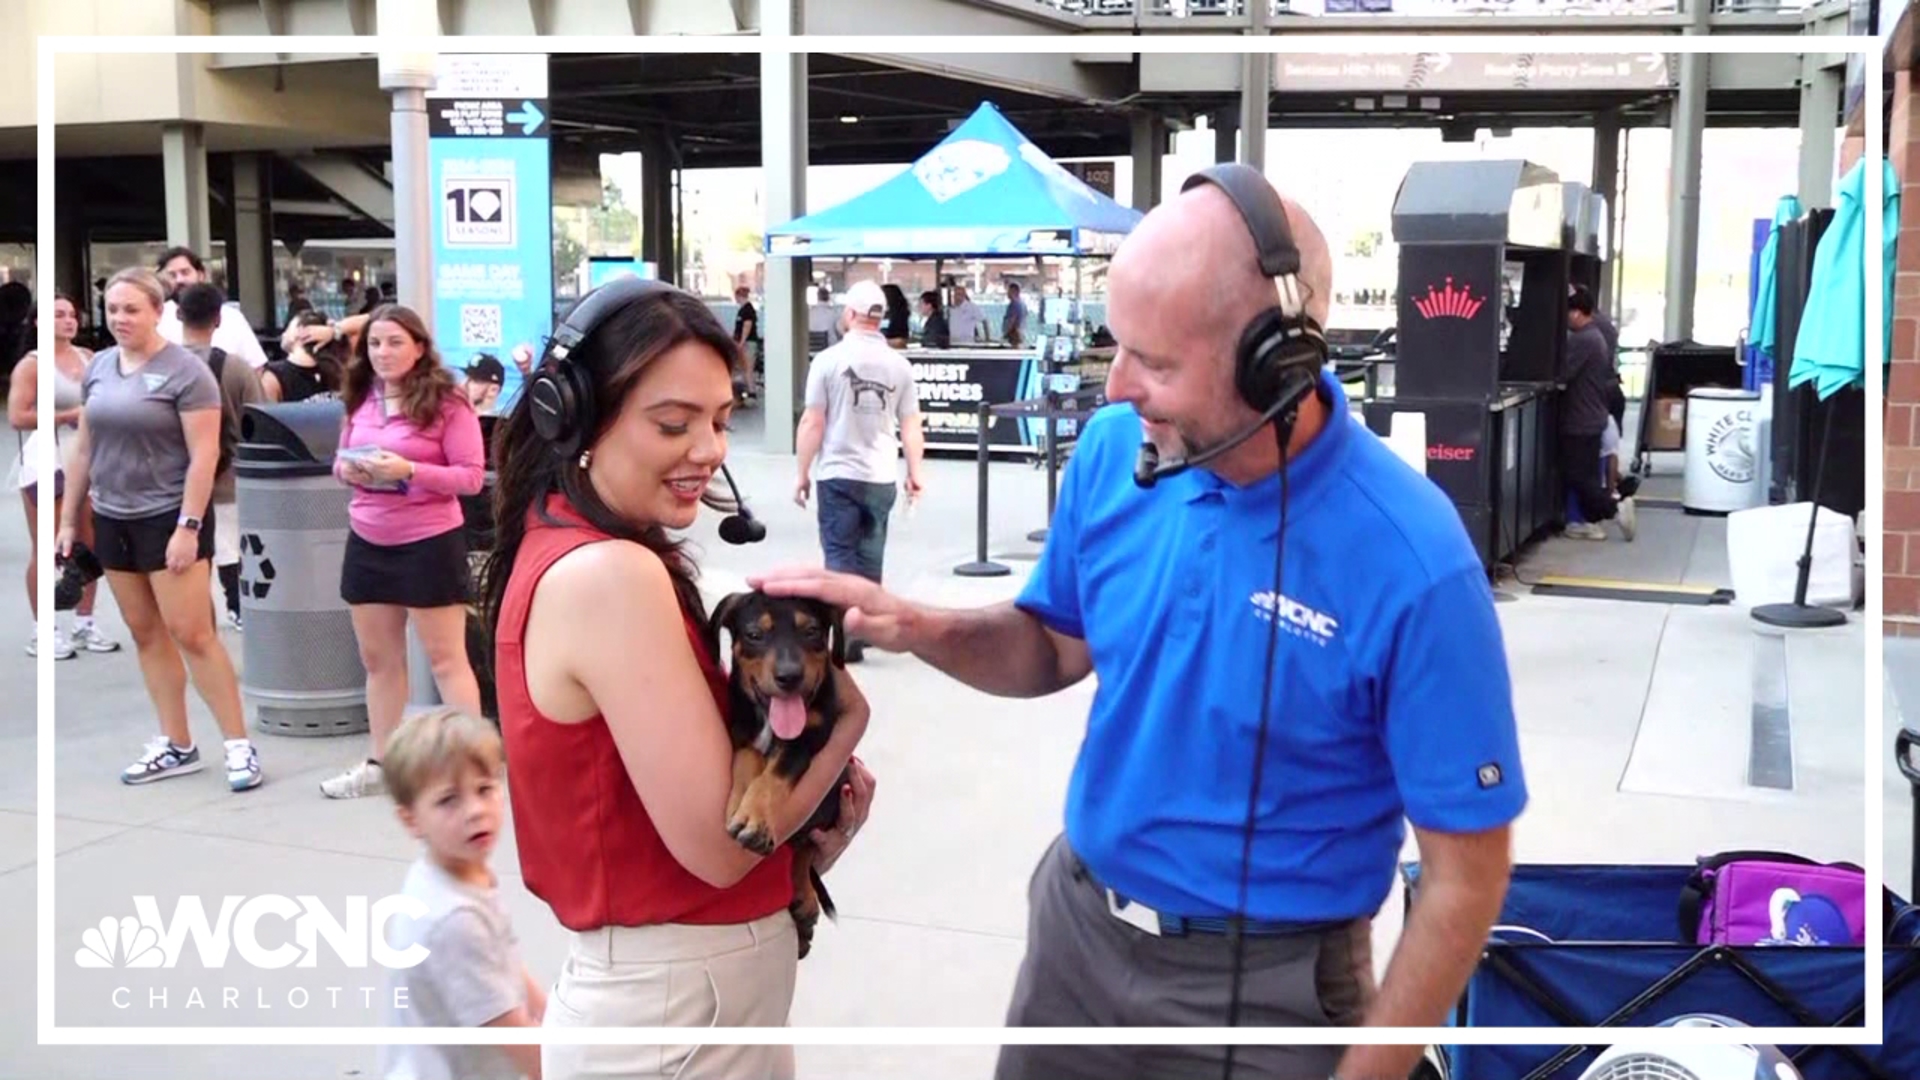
[578,448,592,471]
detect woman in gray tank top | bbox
[8,291,114,659]
[54,266,264,794]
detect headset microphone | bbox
[715,462,765,545]
[1132,370,1318,490]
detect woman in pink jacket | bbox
[322,303,487,800]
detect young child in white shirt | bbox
[377,708,544,1080]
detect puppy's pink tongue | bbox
[769,696,807,740]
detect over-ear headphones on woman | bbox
[525,276,765,544]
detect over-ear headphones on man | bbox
[1133,163,1330,489]
[1182,162,1330,413]
[526,276,765,545]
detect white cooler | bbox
[1683,387,1765,513]
[1726,501,1857,609]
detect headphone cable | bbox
[1224,409,1291,1078]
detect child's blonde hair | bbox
[382,708,504,808]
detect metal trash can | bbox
[234,399,368,737]
[1682,387,1764,514]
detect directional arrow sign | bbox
[507,100,545,136]
[1428,53,1453,73]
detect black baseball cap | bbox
[464,354,506,384]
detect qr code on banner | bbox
[460,304,503,348]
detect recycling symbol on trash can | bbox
[239,533,275,600]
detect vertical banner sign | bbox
[427,54,553,410]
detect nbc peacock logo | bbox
[1412,277,1486,321]
[76,916,164,969]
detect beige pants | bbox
[541,911,799,1080]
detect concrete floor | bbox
[1,406,1871,1078]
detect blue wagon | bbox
[1400,861,1920,1079]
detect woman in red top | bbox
[481,281,873,1080]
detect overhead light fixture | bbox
[839,115,859,124]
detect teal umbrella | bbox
[1749,194,1801,370]
[1757,156,1896,630]
[1786,156,1899,402]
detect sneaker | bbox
[71,624,122,653]
[225,740,263,792]
[27,630,76,660]
[1566,522,1608,541]
[223,610,244,633]
[320,760,384,800]
[1615,496,1637,543]
[122,736,203,785]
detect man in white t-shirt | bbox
[154,247,270,370]
[947,284,985,345]
[795,279,927,662]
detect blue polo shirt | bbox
[1015,372,1527,922]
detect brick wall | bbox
[1887,64,1920,634]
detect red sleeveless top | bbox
[494,495,792,931]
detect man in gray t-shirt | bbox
[80,342,223,521]
[795,281,926,661]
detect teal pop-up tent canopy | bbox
[764,102,1143,259]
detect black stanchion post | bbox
[1751,398,1846,628]
[1028,389,1058,544]
[954,399,1010,578]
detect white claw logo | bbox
[76,915,164,969]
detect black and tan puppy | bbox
[707,589,852,959]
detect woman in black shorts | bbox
[320,304,486,800]
[56,267,262,792]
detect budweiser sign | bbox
[1413,277,1486,321]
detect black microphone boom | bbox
[1132,367,1318,490]
[717,462,766,545]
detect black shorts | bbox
[92,505,216,574]
[340,525,470,609]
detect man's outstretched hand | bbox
[748,567,917,654]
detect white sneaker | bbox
[27,630,75,660]
[1614,497,1637,542]
[71,624,122,653]
[320,760,384,800]
[225,740,263,792]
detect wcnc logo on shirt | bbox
[74,895,431,971]
[1248,590,1340,646]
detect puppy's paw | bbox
[727,812,777,855]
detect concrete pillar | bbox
[232,153,275,331]
[380,58,436,331]
[1796,54,1841,209]
[54,189,84,303]
[1663,53,1707,341]
[1129,112,1162,213]
[1590,111,1621,317]
[160,123,211,255]
[760,47,809,454]
[1212,109,1238,165]
[1238,53,1268,174]
[640,130,676,285]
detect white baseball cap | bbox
[843,279,887,319]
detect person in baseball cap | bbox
[462,354,506,414]
[842,279,888,324]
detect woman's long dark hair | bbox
[288,310,347,393]
[480,287,742,648]
[342,304,460,429]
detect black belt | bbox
[1066,849,1346,939]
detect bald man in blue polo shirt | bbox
[756,173,1526,1080]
